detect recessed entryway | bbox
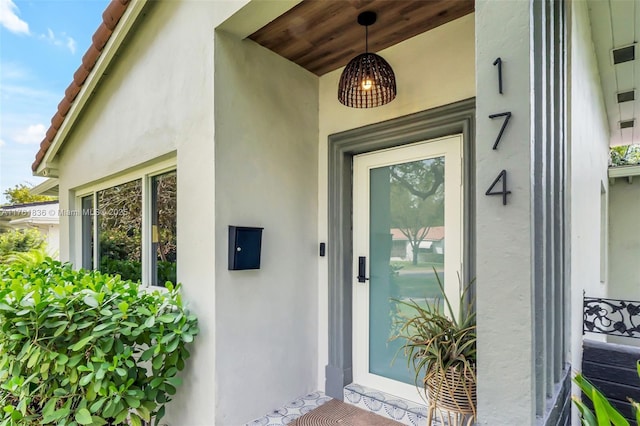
[325,98,475,400]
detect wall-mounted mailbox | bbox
[228,226,264,270]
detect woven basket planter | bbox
[426,366,476,416]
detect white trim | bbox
[92,195,99,270]
[35,0,148,177]
[141,174,152,285]
[74,156,176,197]
[352,134,463,404]
[9,218,58,226]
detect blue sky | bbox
[0,0,109,201]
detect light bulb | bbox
[361,78,373,90]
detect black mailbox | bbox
[228,226,264,270]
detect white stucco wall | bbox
[475,0,538,422]
[214,33,319,425]
[317,12,475,397]
[608,179,640,300]
[607,177,640,347]
[52,1,261,424]
[42,223,59,258]
[569,0,611,407]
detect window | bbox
[98,179,142,282]
[151,171,177,286]
[78,165,176,287]
[81,195,94,270]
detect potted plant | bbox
[393,270,476,424]
[0,252,198,426]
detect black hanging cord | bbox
[365,25,368,53]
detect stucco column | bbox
[475,1,536,424]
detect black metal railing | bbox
[584,296,640,338]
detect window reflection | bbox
[151,171,177,287]
[369,156,446,384]
[97,180,142,282]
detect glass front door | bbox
[352,135,463,402]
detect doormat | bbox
[289,399,405,426]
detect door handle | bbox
[357,256,369,283]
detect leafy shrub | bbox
[2,249,49,269]
[610,145,640,167]
[157,262,176,287]
[573,365,640,426]
[0,257,198,426]
[0,229,46,263]
[99,258,142,283]
[98,259,175,286]
[393,271,476,416]
[98,230,141,265]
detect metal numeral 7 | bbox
[488,112,512,150]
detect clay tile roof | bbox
[31,0,131,173]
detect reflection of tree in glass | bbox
[154,172,177,285]
[155,173,177,264]
[94,175,177,284]
[98,180,142,281]
[390,158,444,265]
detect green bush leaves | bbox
[572,373,630,426]
[0,258,198,425]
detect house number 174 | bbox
[486,57,511,205]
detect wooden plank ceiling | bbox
[249,0,475,76]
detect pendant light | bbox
[338,11,397,108]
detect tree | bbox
[610,145,640,166]
[3,183,56,205]
[0,228,46,263]
[390,159,445,265]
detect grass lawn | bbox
[391,261,444,272]
[394,273,443,299]
[392,261,445,300]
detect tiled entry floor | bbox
[344,384,430,426]
[245,392,331,425]
[245,386,431,426]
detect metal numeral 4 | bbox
[485,169,511,205]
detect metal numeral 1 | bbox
[493,57,503,94]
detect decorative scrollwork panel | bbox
[584,297,640,338]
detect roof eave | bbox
[9,218,59,226]
[31,178,60,196]
[608,164,640,179]
[34,0,148,177]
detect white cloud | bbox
[0,139,5,147]
[1,62,30,81]
[40,28,77,54]
[0,0,29,35]
[13,124,46,145]
[66,37,77,54]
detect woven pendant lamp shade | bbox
[337,11,397,108]
[338,53,397,108]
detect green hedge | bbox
[0,258,198,426]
